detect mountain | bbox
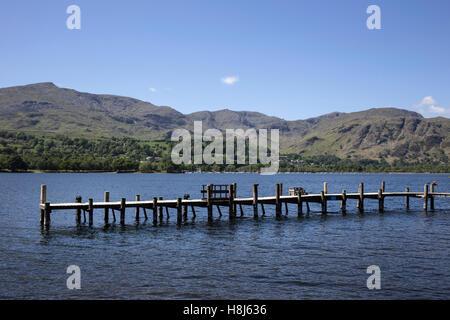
[0,82,448,163]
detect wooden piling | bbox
[104,191,110,224]
[430,184,435,210]
[378,189,384,213]
[152,197,157,224]
[239,204,244,216]
[120,198,126,224]
[253,184,259,218]
[341,189,347,215]
[323,182,328,194]
[321,191,326,214]
[207,184,213,220]
[135,194,140,221]
[216,205,222,216]
[405,188,410,211]
[158,197,163,221]
[261,203,266,216]
[233,182,237,214]
[75,195,82,224]
[88,198,94,226]
[176,198,182,224]
[381,181,386,192]
[183,194,189,220]
[44,202,51,227]
[275,183,281,217]
[40,185,47,225]
[423,184,428,212]
[358,183,364,213]
[297,192,303,217]
[229,184,235,218]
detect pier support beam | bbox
[382,181,386,192]
[158,197,163,222]
[253,184,259,218]
[341,189,347,215]
[44,202,51,227]
[275,183,281,217]
[104,192,109,224]
[229,184,235,218]
[176,198,182,225]
[135,194,140,222]
[423,184,429,212]
[88,198,94,226]
[183,194,189,220]
[321,191,327,214]
[405,188,410,211]
[378,189,384,213]
[75,195,82,224]
[297,192,303,217]
[120,198,126,225]
[40,185,47,225]
[430,184,435,210]
[358,183,364,213]
[152,197,158,224]
[207,184,213,220]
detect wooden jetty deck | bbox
[38,182,450,227]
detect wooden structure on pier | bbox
[39,181,449,228]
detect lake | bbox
[0,172,449,299]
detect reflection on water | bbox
[0,173,449,299]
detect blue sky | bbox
[1,0,449,119]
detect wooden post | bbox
[233,182,237,215]
[88,198,94,226]
[275,183,281,217]
[405,188,410,211]
[358,182,364,213]
[191,205,196,218]
[430,184,435,210]
[183,195,189,220]
[104,191,110,224]
[341,189,347,215]
[261,203,266,216]
[423,184,428,212]
[239,204,244,216]
[297,192,303,217]
[381,181,386,192]
[44,202,51,227]
[207,184,213,220]
[321,191,326,214]
[176,198,182,225]
[40,185,47,225]
[75,195,82,224]
[323,182,328,194]
[216,205,222,216]
[120,198,126,225]
[229,184,235,218]
[135,194,140,222]
[158,197,163,221]
[253,184,259,218]
[152,197,157,224]
[378,189,384,213]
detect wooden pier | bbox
[38,182,450,227]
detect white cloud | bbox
[221,76,239,85]
[149,88,157,92]
[412,96,450,116]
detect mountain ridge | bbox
[0,82,448,163]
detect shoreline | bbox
[1,170,449,175]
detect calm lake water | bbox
[0,173,449,299]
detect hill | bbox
[0,82,449,165]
